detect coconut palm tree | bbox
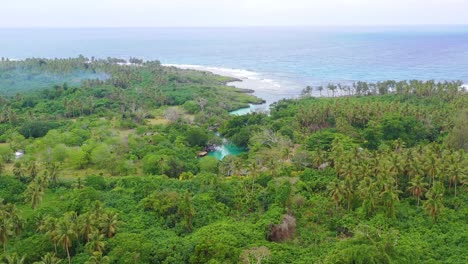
[37,216,59,254]
[423,153,440,187]
[2,253,25,264]
[327,84,337,97]
[423,183,445,221]
[423,194,444,221]
[13,162,25,179]
[407,175,429,206]
[380,184,402,218]
[0,210,13,253]
[91,201,104,220]
[327,180,346,210]
[24,181,45,210]
[79,213,96,243]
[357,178,379,215]
[447,151,464,197]
[316,86,324,96]
[99,212,119,238]
[33,253,62,264]
[0,203,22,252]
[56,216,77,264]
[27,160,39,179]
[84,252,110,264]
[85,232,106,254]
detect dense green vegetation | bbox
[0,57,467,263]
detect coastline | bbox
[162,64,290,113]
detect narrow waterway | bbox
[206,108,254,160]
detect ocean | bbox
[1,26,468,102]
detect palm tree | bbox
[2,253,25,264]
[423,194,444,221]
[85,232,106,254]
[84,252,110,264]
[27,160,39,179]
[91,201,104,220]
[357,178,379,215]
[447,152,464,197]
[45,162,60,185]
[56,216,77,264]
[99,212,119,238]
[43,217,59,254]
[0,210,13,253]
[79,213,95,243]
[0,203,23,252]
[24,181,45,210]
[423,153,440,187]
[423,183,445,221]
[13,162,25,179]
[316,86,324,96]
[4,204,22,238]
[33,253,62,264]
[407,176,429,206]
[380,184,402,218]
[327,180,346,210]
[301,86,312,97]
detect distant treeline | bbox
[302,79,465,98]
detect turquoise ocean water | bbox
[1,26,468,99]
[2,26,468,159]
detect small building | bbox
[197,151,208,158]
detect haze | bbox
[1,0,467,27]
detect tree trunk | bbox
[66,245,71,264]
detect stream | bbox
[206,105,258,160]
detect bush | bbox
[0,176,26,203]
[19,121,63,138]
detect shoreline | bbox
[162,63,290,113]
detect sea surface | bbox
[1,26,468,101]
[2,26,468,159]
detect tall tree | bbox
[407,176,429,206]
[99,212,119,238]
[57,216,77,264]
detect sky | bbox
[1,0,467,27]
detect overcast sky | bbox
[1,0,467,27]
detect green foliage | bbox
[0,176,26,203]
[84,175,108,191]
[324,226,421,264]
[0,59,466,263]
[380,114,430,146]
[306,130,355,151]
[19,121,63,139]
[189,221,262,264]
[199,156,219,174]
[142,154,168,175]
[186,127,209,147]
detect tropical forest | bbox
[0,57,466,264]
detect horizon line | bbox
[1,24,468,29]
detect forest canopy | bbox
[0,57,466,264]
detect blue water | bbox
[1,26,468,95]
